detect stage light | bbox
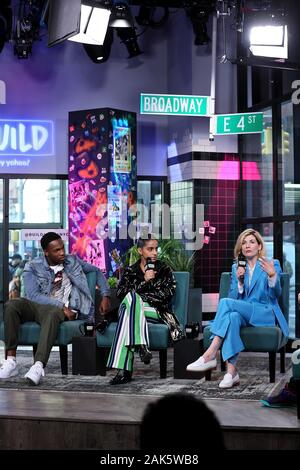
[48,0,111,47]
[248,9,288,60]
[13,0,43,59]
[67,2,111,45]
[185,2,214,46]
[135,5,153,27]
[249,24,288,59]
[14,37,32,58]
[83,26,113,63]
[116,26,142,58]
[109,1,133,28]
[135,5,169,29]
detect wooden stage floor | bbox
[0,388,299,450]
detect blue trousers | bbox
[210,298,270,364]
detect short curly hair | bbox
[40,232,62,250]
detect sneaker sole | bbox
[0,369,19,379]
[24,374,40,386]
[219,380,240,389]
[25,377,38,385]
[186,366,217,372]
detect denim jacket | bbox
[22,255,110,319]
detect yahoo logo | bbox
[0,119,54,156]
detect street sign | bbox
[212,112,264,135]
[140,93,210,116]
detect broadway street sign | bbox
[211,112,264,135]
[140,93,210,116]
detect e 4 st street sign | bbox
[140,93,264,136]
[140,93,210,116]
[211,112,264,135]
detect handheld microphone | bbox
[237,253,246,283]
[145,257,156,271]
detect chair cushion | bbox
[0,321,43,344]
[96,323,117,347]
[96,321,170,349]
[56,320,86,344]
[16,322,41,344]
[172,272,189,328]
[148,323,170,348]
[203,324,287,352]
[0,320,86,346]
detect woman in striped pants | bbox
[107,236,180,385]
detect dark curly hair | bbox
[40,232,62,250]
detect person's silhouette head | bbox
[140,393,225,450]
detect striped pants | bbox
[107,291,161,372]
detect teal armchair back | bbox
[0,271,97,375]
[203,272,290,383]
[96,271,190,378]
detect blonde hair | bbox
[234,229,265,260]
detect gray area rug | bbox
[0,348,292,401]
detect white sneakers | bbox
[186,356,217,372]
[0,358,45,385]
[24,361,45,386]
[0,358,19,378]
[219,372,240,389]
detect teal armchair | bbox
[0,271,97,375]
[96,271,190,378]
[203,272,290,383]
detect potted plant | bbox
[107,275,120,316]
[124,238,195,274]
[108,276,118,289]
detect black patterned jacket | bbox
[116,260,181,334]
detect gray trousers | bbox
[4,298,65,366]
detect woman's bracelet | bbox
[268,271,276,278]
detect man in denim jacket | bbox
[0,232,110,385]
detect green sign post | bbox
[212,112,264,135]
[140,93,210,116]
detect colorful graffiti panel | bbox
[68,108,136,276]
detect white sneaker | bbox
[0,358,19,378]
[186,356,217,372]
[219,372,240,389]
[24,361,45,385]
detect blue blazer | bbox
[228,259,289,338]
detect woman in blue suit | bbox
[187,229,289,388]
